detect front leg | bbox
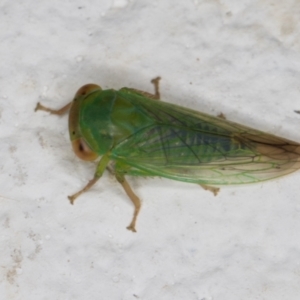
[35,102,72,115]
[68,153,110,204]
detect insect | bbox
[35,77,300,232]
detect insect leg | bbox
[35,102,72,115]
[68,153,110,204]
[199,184,220,196]
[68,177,100,204]
[150,76,161,99]
[217,112,226,119]
[120,76,161,100]
[115,171,141,232]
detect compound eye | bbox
[74,84,101,100]
[72,138,98,161]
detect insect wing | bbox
[111,90,300,185]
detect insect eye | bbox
[78,141,84,152]
[74,84,102,99]
[72,138,98,161]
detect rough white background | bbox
[1,0,300,299]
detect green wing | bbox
[111,89,300,185]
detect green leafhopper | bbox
[35,77,300,232]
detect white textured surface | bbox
[1,1,300,299]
